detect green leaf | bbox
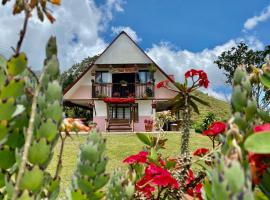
[136,133,151,146]
[20,166,44,193]
[6,129,24,149]
[233,67,246,85]
[93,174,109,189]
[0,146,15,169]
[0,55,7,69]
[45,81,62,102]
[17,190,35,200]
[46,55,59,77]
[43,101,62,122]
[7,53,27,76]
[0,121,8,143]
[0,98,16,120]
[36,119,58,142]
[244,132,270,153]
[231,85,247,112]
[149,148,158,161]
[245,100,257,121]
[258,110,270,122]
[69,189,88,200]
[0,68,6,86]
[28,138,51,165]
[190,95,210,106]
[80,144,99,163]
[259,172,270,199]
[260,72,270,88]
[224,161,244,193]
[0,170,4,188]
[0,78,25,98]
[189,99,199,114]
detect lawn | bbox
[47,132,211,197]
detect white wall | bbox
[95,33,152,64]
[94,101,107,117]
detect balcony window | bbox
[137,71,153,83]
[96,71,109,83]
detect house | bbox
[63,31,178,132]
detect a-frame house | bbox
[64,31,177,132]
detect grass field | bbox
[47,132,211,197]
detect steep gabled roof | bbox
[63,31,175,95]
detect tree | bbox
[61,55,98,90]
[215,42,270,110]
[61,56,98,121]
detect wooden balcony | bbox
[92,82,155,99]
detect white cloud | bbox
[147,37,263,101]
[0,0,125,70]
[111,26,142,42]
[244,4,270,30]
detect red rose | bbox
[253,123,270,133]
[203,121,226,136]
[193,148,209,157]
[123,151,148,164]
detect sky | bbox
[0,0,270,100]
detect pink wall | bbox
[93,116,153,132]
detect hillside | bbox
[191,91,230,124]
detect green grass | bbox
[47,132,211,197]
[191,91,230,123]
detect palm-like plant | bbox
[157,69,210,155]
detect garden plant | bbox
[1,1,270,200]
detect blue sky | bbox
[100,0,270,51]
[0,0,270,100]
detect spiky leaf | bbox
[20,166,44,193]
[0,98,16,120]
[136,133,151,146]
[45,81,62,102]
[260,72,270,88]
[0,146,15,169]
[28,138,51,165]
[7,53,27,76]
[36,119,58,142]
[0,78,25,98]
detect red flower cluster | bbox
[202,121,226,136]
[185,69,209,88]
[123,151,148,164]
[186,169,203,200]
[136,163,179,197]
[193,148,209,157]
[248,123,270,184]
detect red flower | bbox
[123,151,148,164]
[203,121,226,136]
[186,183,203,200]
[249,153,270,184]
[253,123,270,133]
[184,69,209,89]
[136,163,179,197]
[136,177,155,198]
[193,148,209,157]
[156,79,169,88]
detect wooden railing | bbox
[92,82,155,98]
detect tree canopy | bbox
[215,42,270,110]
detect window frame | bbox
[95,71,109,83]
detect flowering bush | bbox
[155,111,176,131]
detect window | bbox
[96,71,109,83]
[137,71,153,83]
[108,104,138,122]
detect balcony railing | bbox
[92,82,155,98]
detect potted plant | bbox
[148,64,157,73]
[145,87,153,97]
[144,119,154,132]
[91,70,96,76]
[120,80,128,86]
